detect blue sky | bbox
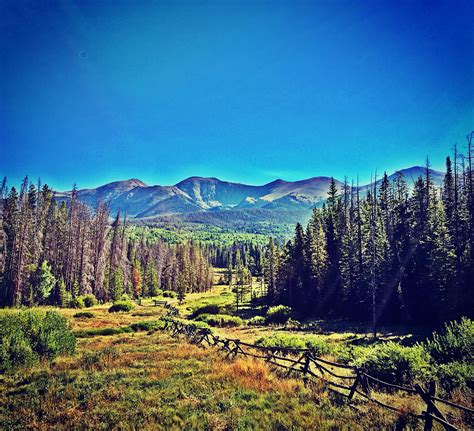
[1,0,473,191]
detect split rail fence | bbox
[156,303,472,430]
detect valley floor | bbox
[1,303,404,431]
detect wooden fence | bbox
[159,305,473,430]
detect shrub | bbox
[129,320,166,332]
[247,316,266,326]
[255,333,332,356]
[162,290,177,298]
[174,318,211,331]
[424,317,473,364]
[0,310,76,372]
[256,334,307,351]
[69,296,85,309]
[265,305,292,325]
[191,304,221,318]
[0,328,36,372]
[352,342,431,385]
[82,294,97,308]
[304,336,333,356]
[436,361,474,393]
[195,314,243,327]
[73,312,94,319]
[108,301,134,313]
[333,344,354,364]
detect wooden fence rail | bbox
[158,305,472,430]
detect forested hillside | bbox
[0,182,213,307]
[1,137,473,329]
[262,144,474,327]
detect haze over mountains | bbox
[55,166,444,223]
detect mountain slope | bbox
[54,167,444,221]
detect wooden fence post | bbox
[415,381,457,431]
[348,369,361,401]
[302,352,311,375]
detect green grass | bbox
[0,324,392,430]
[195,314,243,327]
[74,320,166,338]
[1,302,472,430]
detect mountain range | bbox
[55,166,444,224]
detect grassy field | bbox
[0,300,409,430]
[0,276,471,430]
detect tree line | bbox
[264,135,474,327]
[0,182,213,307]
[206,241,264,277]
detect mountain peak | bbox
[125,178,147,187]
[392,166,444,183]
[55,166,446,219]
[97,178,147,189]
[176,176,220,185]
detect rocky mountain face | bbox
[55,167,444,219]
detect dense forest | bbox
[1,136,473,328]
[263,139,474,326]
[0,182,213,307]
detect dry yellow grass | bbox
[0,304,432,430]
[212,357,303,394]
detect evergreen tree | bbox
[264,238,279,304]
[145,264,159,297]
[111,267,124,301]
[35,260,56,304]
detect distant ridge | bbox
[55,167,445,221]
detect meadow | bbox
[0,302,385,430]
[1,274,472,430]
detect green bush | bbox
[82,294,97,308]
[436,361,474,393]
[162,290,177,298]
[129,320,166,332]
[108,301,134,313]
[73,312,94,319]
[0,310,76,372]
[424,317,473,364]
[333,344,354,364]
[256,334,307,350]
[247,316,266,326]
[352,342,431,385]
[255,333,332,356]
[69,296,85,309]
[174,318,211,331]
[0,328,36,372]
[195,313,243,327]
[191,304,221,318]
[265,305,292,325]
[304,336,333,356]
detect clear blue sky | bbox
[1,0,473,191]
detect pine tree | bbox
[264,238,279,304]
[111,267,124,301]
[35,260,56,304]
[321,178,343,316]
[57,278,68,307]
[145,264,159,297]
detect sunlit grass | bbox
[0,303,400,430]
